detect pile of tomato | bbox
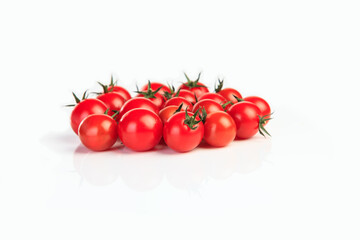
[68,73,272,153]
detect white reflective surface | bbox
[1,0,360,239]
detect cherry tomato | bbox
[243,96,271,119]
[136,81,166,109]
[192,99,224,115]
[179,73,209,97]
[175,89,197,104]
[78,114,118,151]
[198,92,227,105]
[140,82,172,96]
[218,88,242,104]
[97,92,125,121]
[118,97,159,120]
[70,99,107,135]
[136,92,164,109]
[108,86,131,101]
[159,105,184,123]
[163,97,193,111]
[228,102,262,139]
[163,111,204,152]
[118,108,163,151]
[203,112,236,147]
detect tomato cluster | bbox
[68,74,272,152]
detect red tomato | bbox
[118,97,159,120]
[243,96,271,119]
[192,99,224,115]
[203,112,236,147]
[176,89,197,104]
[78,114,118,151]
[179,73,209,97]
[140,82,172,96]
[118,108,163,151]
[218,88,242,104]
[159,105,184,124]
[198,92,227,105]
[108,86,131,101]
[163,97,193,112]
[97,92,125,121]
[70,99,107,135]
[228,102,263,139]
[163,111,204,152]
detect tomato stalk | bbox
[183,72,207,89]
[258,113,272,137]
[65,90,89,107]
[221,101,232,111]
[215,78,224,93]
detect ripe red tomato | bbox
[243,96,271,119]
[118,97,159,120]
[108,86,131,101]
[179,73,209,97]
[140,82,172,96]
[228,101,270,139]
[159,105,184,123]
[163,97,193,112]
[203,112,236,147]
[163,111,204,152]
[136,92,164,109]
[78,114,118,151]
[70,99,107,135]
[176,89,197,104]
[192,99,224,115]
[97,92,125,121]
[198,92,227,105]
[118,108,163,151]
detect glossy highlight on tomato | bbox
[203,112,236,147]
[192,99,224,115]
[119,97,159,120]
[198,93,226,105]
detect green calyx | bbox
[221,101,233,111]
[104,109,120,119]
[173,103,184,114]
[184,108,202,130]
[183,72,207,89]
[65,90,89,107]
[163,84,179,100]
[233,95,244,102]
[108,74,118,91]
[135,80,163,99]
[258,113,273,138]
[199,107,207,123]
[215,78,224,93]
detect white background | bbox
[1,0,360,239]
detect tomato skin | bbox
[243,96,271,118]
[107,86,131,101]
[136,92,165,109]
[163,112,204,152]
[192,99,224,114]
[198,93,227,105]
[141,82,172,96]
[203,112,236,147]
[163,97,193,112]
[159,106,184,124]
[176,89,196,104]
[228,102,261,139]
[70,99,108,135]
[218,88,242,104]
[78,114,118,151]
[179,83,209,98]
[118,97,159,120]
[118,109,163,151]
[97,92,125,121]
